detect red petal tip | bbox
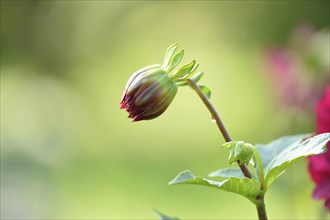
[120,102,126,109]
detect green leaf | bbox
[166,49,184,73]
[154,210,180,220]
[255,133,310,168]
[262,133,330,188]
[170,60,196,79]
[209,168,245,178]
[199,85,211,99]
[169,170,260,202]
[221,141,254,165]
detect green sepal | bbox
[189,71,204,83]
[221,141,255,165]
[199,85,211,99]
[175,72,204,86]
[162,43,179,70]
[170,60,196,79]
[166,49,184,73]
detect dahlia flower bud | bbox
[120,64,178,121]
[120,43,203,121]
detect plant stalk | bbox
[187,79,252,178]
[187,79,268,220]
[254,149,265,191]
[256,195,268,220]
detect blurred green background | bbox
[1,1,329,219]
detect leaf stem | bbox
[254,149,265,191]
[254,149,268,219]
[187,79,252,179]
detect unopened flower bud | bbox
[120,43,204,121]
[120,64,177,121]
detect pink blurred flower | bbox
[308,86,330,210]
[264,24,329,112]
[265,48,312,108]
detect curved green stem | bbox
[187,79,268,220]
[254,149,267,220]
[187,79,252,178]
[254,149,265,191]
